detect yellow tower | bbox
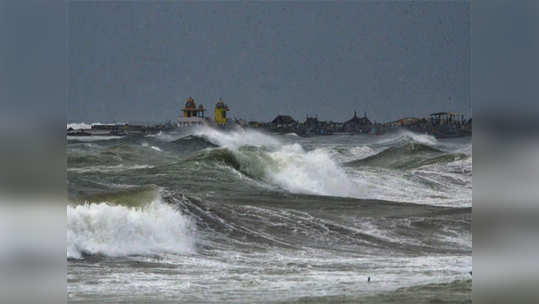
[214,98,229,125]
[183,97,197,117]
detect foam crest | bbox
[404,131,438,146]
[377,130,438,147]
[67,135,123,142]
[146,131,184,142]
[193,125,280,149]
[67,122,92,130]
[141,142,162,152]
[67,197,194,259]
[192,126,360,197]
[67,122,125,130]
[265,144,360,197]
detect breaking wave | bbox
[67,122,92,130]
[67,124,472,302]
[67,195,195,259]
[193,125,280,149]
[346,143,466,170]
[67,135,124,142]
[191,127,359,197]
[376,130,439,147]
[285,132,299,137]
[263,144,359,196]
[180,127,469,206]
[67,122,126,130]
[172,135,218,150]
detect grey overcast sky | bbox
[68,1,470,123]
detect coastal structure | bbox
[343,111,372,133]
[252,109,470,138]
[67,122,175,137]
[375,112,471,138]
[177,97,207,127]
[175,97,231,127]
[67,101,470,138]
[427,112,470,138]
[214,98,229,125]
[430,112,465,126]
[272,115,296,127]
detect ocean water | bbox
[67,126,472,303]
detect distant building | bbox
[183,97,205,118]
[301,115,323,135]
[177,97,207,127]
[248,121,262,128]
[272,115,296,126]
[396,117,420,127]
[304,116,319,128]
[343,111,372,133]
[214,98,229,125]
[430,112,464,126]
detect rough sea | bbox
[67,126,472,303]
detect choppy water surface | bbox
[67,127,471,303]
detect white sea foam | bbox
[335,145,377,163]
[377,129,438,147]
[67,197,194,259]
[142,142,163,152]
[264,144,360,197]
[194,126,359,197]
[193,125,281,149]
[146,131,183,142]
[189,126,471,206]
[67,122,126,130]
[67,122,92,130]
[348,145,377,159]
[67,135,123,141]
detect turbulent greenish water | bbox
[67,126,472,303]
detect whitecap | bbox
[67,196,195,259]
